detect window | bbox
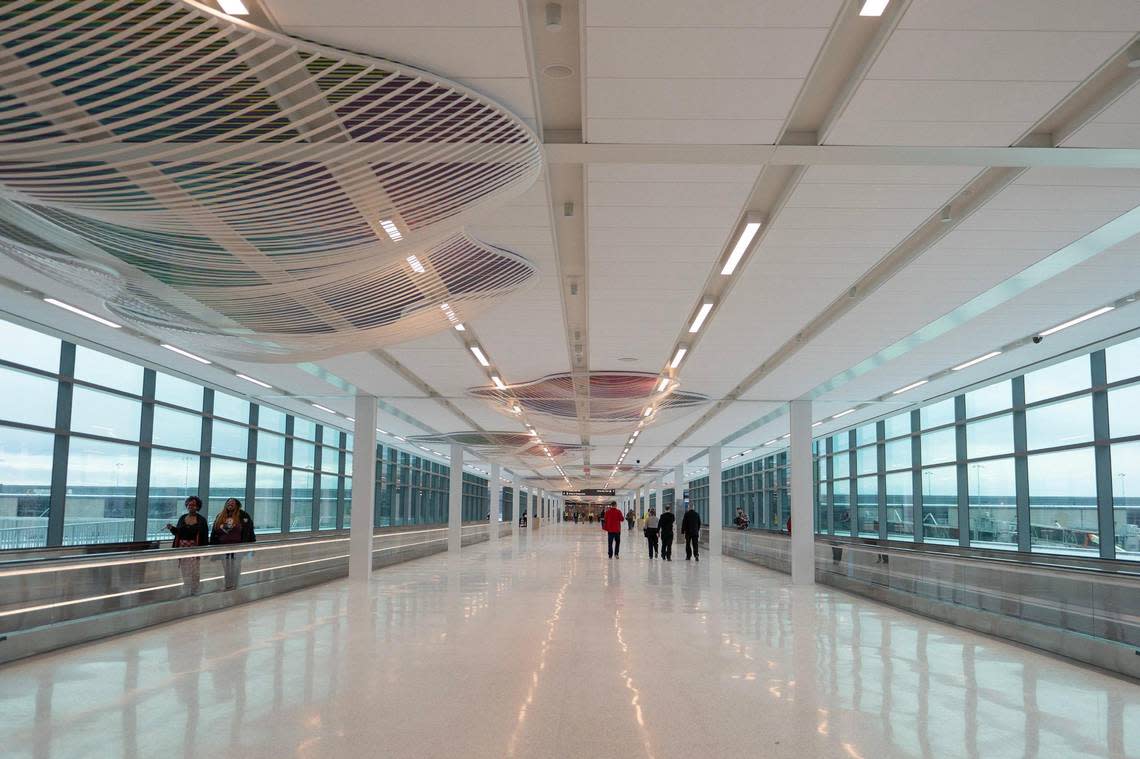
[856,445,878,475]
[64,438,138,546]
[257,431,285,465]
[70,387,141,441]
[884,412,911,439]
[320,446,339,474]
[965,381,1010,419]
[1105,336,1140,383]
[0,318,60,372]
[255,464,283,534]
[258,406,286,433]
[856,475,878,537]
[0,366,56,428]
[293,440,315,470]
[856,424,877,446]
[885,472,913,541]
[832,479,850,536]
[832,450,850,479]
[921,465,957,544]
[211,420,249,459]
[920,398,955,429]
[921,428,956,466]
[1108,383,1140,439]
[1028,448,1098,556]
[73,346,143,395]
[318,473,338,529]
[208,457,246,516]
[1025,396,1093,450]
[831,432,849,452]
[293,417,316,440]
[885,437,911,470]
[212,392,250,423]
[151,406,202,451]
[1111,441,1140,561]
[966,414,1014,458]
[155,372,202,410]
[0,427,54,548]
[290,469,314,531]
[1024,355,1089,403]
[147,449,199,539]
[968,458,1016,550]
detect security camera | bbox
[1032,335,1044,344]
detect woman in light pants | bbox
[210,497,256,590]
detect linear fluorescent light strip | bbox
[892,379,928,395]
[236,373,272,389]
[217,0,249,15]
[688,302,714,333]
[1038,306,1114,337]
[470,345,490,366]
[721,221,762,275]
[951,351,1001,372]
[643,407,653,417]
[311,403,336,414]
[406,255,425,273]
[859,0,890,16]
[161,343,211,364]
[454,323,466,331]
[832,408,856,419]
[492,375,507,390]
[43,298,122,328]
[670,347,687,368]
[380,219,403,241]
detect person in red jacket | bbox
[602,501,625,559]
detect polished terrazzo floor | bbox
[2,524,1137,759]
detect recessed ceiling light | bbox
[492,375,507,390]
[380,219,403,242]
[236,373,272,389]
[951,351,1002,371]
[311,403,336,414]
[161,343,212,365]
[632,429,639,437]
[346,417,355,423]
[892,379,929,395]
[832,408,856,419]
[721,221,762,275]
[217,0,249,15]
[656,377,670,392]
[43,298,122,328]
[858,0,890,16]
[812,421,823,428]
[1038,306,1114,337]
[405,255,425,274]
[376,428,388,434]
[670,347,687,368]
[470,345,490,366]
[455,323,466,332]
[643,407,653,417]
[688,302,714,333]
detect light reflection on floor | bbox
[1,525,1136,759]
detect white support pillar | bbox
[789,399,815,585]
[349,394,377,583]
[514,485,522,533]
[448,444,463,553]
[708,444,722,557]
[488,463,501,541]
[530,487,538,530]
[674,463,684,549]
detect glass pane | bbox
[856,424,877,446]
[856,475,878,537]
[293,417,316,440]
[258,405,286,433]
[1024,355,1090,403]
[1111,441,1140,560]
[257,431,285,465]
[1105,336,1140,383]
[831,432,849,452]
[0,319,60,372]
[151,406,202,451]
[921,465,958,544]
[0,366,56,427]
[920,398,955,429]
[255,464,283,534]
[968,459,1017,550]
[320,426,340,446]
[885,438,912,471]
[70,387,141,441]
[291,469,314,530]
[154,373,202,410]
[318,474,338,529]
[832,479,850,536]
[147,449,199,539]
[212,392,250,423]
[816,480,829,534]
[965,381,1010,419]
[343,476,353,527]
[832,451,849,479]
[921,427,956,466]
[211,420,249,459]
[293,440,315,470]
[345,433,353,452]
[856,445,878,475]
[885,472,914,541]
[321,446,339,474]
[73,346,143,395]
[208,457,246,515]
[1108,383,1140,439]
[64,438,138,546]
[0,426,54,549]
[884,412,911,439]
[1028,447,1098,556]
[966,414,1014,458]
[1025,396,1093,450]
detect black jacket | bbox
[209,510,256,544]
[680,509,702,537]
[657,511,676,534]
[168,514,208,547]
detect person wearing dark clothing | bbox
[166,495,208,594]
[681,506,702,561]
[603,501,625,558]
[625,508,635,532]
[657,507,676,561]
[210,497,255,589]
[644,510,660,558]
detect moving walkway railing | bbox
[0,524,493,637]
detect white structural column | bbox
[516,485,523,532]
[789,399,815,585]
[674,463,684,550]
[448,444,463,553]
[708,444,722,557]
[349,395,377,582]
[488,463,501,541]
[530,487,538,530]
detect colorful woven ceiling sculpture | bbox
[0,0,542,361]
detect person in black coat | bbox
[210,497,255,590]
[657,506,676,561]
[681,506,702,561]
[166,495,208,594]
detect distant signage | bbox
[561,489,616,497]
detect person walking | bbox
[603,500,625,559]
[681,504,702,562]
[210,497,255,590]
[658,506,675,561]
[625,507,635,532]
[166,495,208,595]
[644,509,660,559]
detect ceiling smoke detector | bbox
[543,63,574,79]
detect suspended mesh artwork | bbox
[469,371,710,434]
[407,431,584,466]
[0,0,542,361]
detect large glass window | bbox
[258,406,286,433]
[884,413,911,439]
[885,472,913,541]
[1025,396,1093,450]
[1024,355,1089,403]
[257,431,285,465]
[292,440,315,470]
[965,381,1011,419]
[1108,383,1140,439]
[208,457,246,515]
[318,474,338,529]
[147,449,199,539]
[1027,448,1098,556]
[921,465,957,544]
[64,438,138,545]
[155,373,202,410]
[921,428,956,466]
[856,445,877,475]
[920,398,955,429]
[1111,441,1140,561]
[255,464,283,534]
[211,420,249,459]
[832,479,850,536]
[1105,336,1140,383]
[290,470,314,531]
[0,366,57,427]
[968,459,1017,550]
[70,387,141,440]
[73,346,143,395]
[0,318,61,372]
[0,427,54,549]
[832,450,850,479]
[212,392,250,423]
[151,406,202,451]
[885,437,911,470]
[966,414,1014,458]
[856,475,878,537]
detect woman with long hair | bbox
[209,497,255,590]
[166,495,208,594]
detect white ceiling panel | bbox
[267,0,521,27]
[898,0,1140,32]
[586,0,841,28]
